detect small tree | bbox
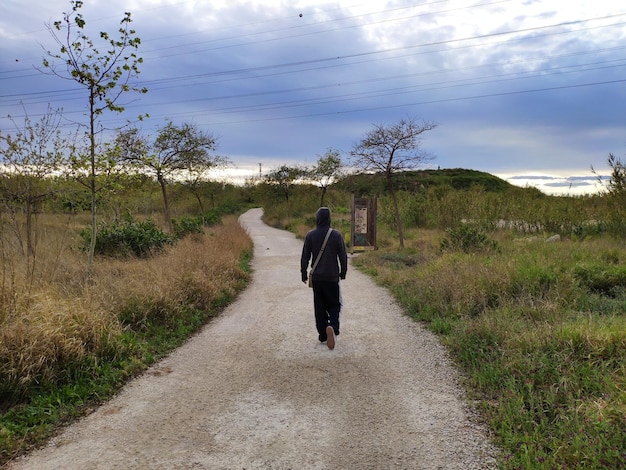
[42,0,147,278]
[180,166,230,213]
[604,153,626,196]
[0,107,66,271]
[350,117,437,248]
[593,152,626,236]
[264,165,308,205]
[311,148,342,207]
[115,121,223,233]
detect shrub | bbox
[81,214,172,258]
[440,225,499,253]
[172,216,204,239]
[200,210,221,225]
[574,264,626,297]
[172,211,223,239]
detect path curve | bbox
[9,208,498,469]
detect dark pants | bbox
[312,280,341,341]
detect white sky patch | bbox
[497,171,609,196]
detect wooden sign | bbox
[350,195,377,253]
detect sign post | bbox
[350,195,377,253]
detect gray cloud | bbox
[1,0,624,194]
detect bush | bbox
[172,216,204,239]
[81,214,172,257]
[172,211,223,239]
[440,225,499,253]
[200,210,221,225]
[574,264,626,297]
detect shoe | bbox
[326,326,335,350]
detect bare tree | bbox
[310,148,343,207]
[42,0,147,279]
[350,117,437,248]
[115,121,223,233]
[0,107,66,273]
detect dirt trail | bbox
[8,208,498,469]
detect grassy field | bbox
[1,166,625,468]
[259,177,625,469]
[0,214,253,465]
[350,227,625,469]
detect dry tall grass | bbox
[0,215,252,398]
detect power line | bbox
[5,47,624,119]
[187,79,626,127]
[107,60,626,124]
[143,0,517,58]
[0,0,452,71]
[1,1,624,131]
[2,13,624,102]
[3,3,622,80]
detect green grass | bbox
[246,182,626,468]
[352,233,626,469]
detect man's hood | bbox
[316,207,331,228]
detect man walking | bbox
[301,207,347,349]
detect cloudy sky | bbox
[1,0,625,194]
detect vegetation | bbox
[593,153,626,237]
[114,122,227,234]
[0,107,66,268]
[1,103,250,463]
[79,213,173,257]
[338,167,515,195]
[349,117,437,248]
[2,152,625,468]
[309,148,343,207]
[0,210,252,465]
[258,166,626,470]
[42,0,148,278]
[351,231,625,469]
[263,164,308,211]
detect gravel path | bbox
[8,208,498,469]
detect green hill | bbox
[337,168,516,195]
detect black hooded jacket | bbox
[301,207,348,283]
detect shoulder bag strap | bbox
[310,229,333,274]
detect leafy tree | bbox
[264,165,308,205]
[115,121,223,233]
[180,169,208,213]
[0,107,66,271]
[310,148,343,207]
[180,167,231,213]
[350,117,437,248]
[42,0,147,278]
[182,179,226,213]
